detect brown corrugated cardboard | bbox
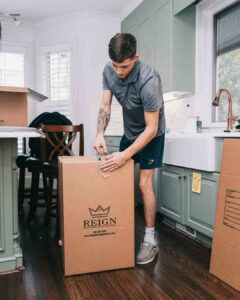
[210,139,240,291]
[0,86,47,127]
[58,156,135,276]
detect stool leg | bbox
[18,166,26,212]
[44,176,54,226]
[42,172,48,204]
[27,170,40,224]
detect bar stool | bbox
[16,138,45,213]
[29,124,84,237]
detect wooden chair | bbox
[40,124,84,237]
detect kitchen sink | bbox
[163,132,240,171]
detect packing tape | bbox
[96,147,110,178]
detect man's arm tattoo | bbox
[97,107,110,134]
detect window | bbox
[214,3,240,122]
[195,0,239,127]
[0,51,25,153]
[41,48,71,119]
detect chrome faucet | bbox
[212,89,238,131]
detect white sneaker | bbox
[136,241,159,265]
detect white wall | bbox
[34,11,120,155]
[1,21,36,122]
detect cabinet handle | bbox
[183,175,188,179]
[178,175,182,179]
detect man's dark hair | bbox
[108,33,137,62]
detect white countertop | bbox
[166,132,240,138]
[0,127,42,138]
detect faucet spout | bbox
[212,89,237,131]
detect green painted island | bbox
[0,127,41,273]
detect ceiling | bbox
[0,0,143,22]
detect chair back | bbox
[40,124,84,163]
[29,112,72,158]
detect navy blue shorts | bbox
[119,134,165,170]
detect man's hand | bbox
[93,135,108,154]
[100,151,129,172]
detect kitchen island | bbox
[0,127,42,273]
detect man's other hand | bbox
[100,151,129,172]
[93,135,108,154]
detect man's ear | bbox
[134,54,139,62]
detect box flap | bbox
[27,88,48,102]
[58,156,97,164]
[0,86,29,93]
[0,86,48,102]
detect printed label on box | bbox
[83,204,116,237]
[223,189,240,231]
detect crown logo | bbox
[89,205,110,218]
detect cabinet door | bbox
[158,165,184,223]
[121,0,171,91]
[184,170,219,238]
[138,15,154,67]
[153,0,172,90]
[0,139,23,272]
[174,0,197,15]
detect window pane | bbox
[0,52,24,87]
[41,48,71,119]
[215,48,240,121]
[48,51,70,101]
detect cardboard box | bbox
[0,86,47,127]
[210,139,240,291]
[58,156,135,276]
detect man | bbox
[93,33,165,265]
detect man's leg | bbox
[136,168,159,265]
[139,169,156,228]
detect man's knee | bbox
[139,173,154,194]
[139,181,153,194]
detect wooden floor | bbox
[0,204,240,300]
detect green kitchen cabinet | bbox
[105,135,121,154]
[121,0,196,93]
[183,170,219,238]
[159,165,220,239]
[0,129,42,273]
[0,139,23,272]
[158,165,185,223]
[173,0,198,15]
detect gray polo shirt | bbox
[102,60,166,142]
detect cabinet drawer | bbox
[105,136,122,147]
[107,146,119,154]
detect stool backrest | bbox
[40,124,84,163]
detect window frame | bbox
[195,0,239,128]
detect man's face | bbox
[112,55,139,79]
